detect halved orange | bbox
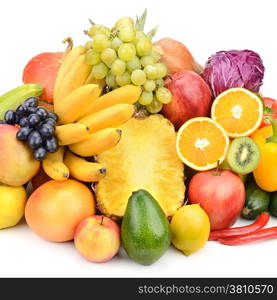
[176,117,229,171]
[211,88,263,137]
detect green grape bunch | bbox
[84,9,172,114]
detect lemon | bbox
[0,184,27,229]
[170,204,210,256]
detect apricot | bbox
[25,179,95,242]
[0,125,40,186]
[74,216,121,263]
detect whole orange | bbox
[25,179,95,242]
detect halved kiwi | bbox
[227,137,260,175]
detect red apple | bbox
[162,70,212,129]
[23,52,63,103]
[188,170,245,230]
[74,215,121,263]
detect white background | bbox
[0,0,276,277]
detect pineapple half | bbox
[96,114,185,219]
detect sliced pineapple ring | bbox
[96,114,185,218]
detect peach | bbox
[25,179,95,242]
[0,125,40,186]
[74,215,121,263]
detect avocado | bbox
[121,189,171,265]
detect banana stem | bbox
[61,37,73,59]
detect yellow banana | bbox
[69,128,122,157]
[64,151,106,182]
[42,147,69,181]
[54,84,101,124]
[54,54,92,105]
[79,85,141,118]
[54,46,85,99]
[78,103,135,133]
[55,123,90,145]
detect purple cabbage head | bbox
[202,50,265,98]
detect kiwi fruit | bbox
[227,137,260,175]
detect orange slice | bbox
[176,117,229,171]
[211,88,263,137]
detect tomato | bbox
[260,97,277,128]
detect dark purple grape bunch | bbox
[3,97,59,161]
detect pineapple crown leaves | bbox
[147,25,159,40]
[135,9,147,31]
[88,9,147,32]
[135,9,158,40]
[88,18,95,26]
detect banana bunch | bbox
[54,45,91,104]
[42,147,106,183]
[53,83,141,150]
[43,49,142,184]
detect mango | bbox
[0,125,40,186]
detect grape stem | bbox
[166,74,173,81]
[110,28,119,40]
